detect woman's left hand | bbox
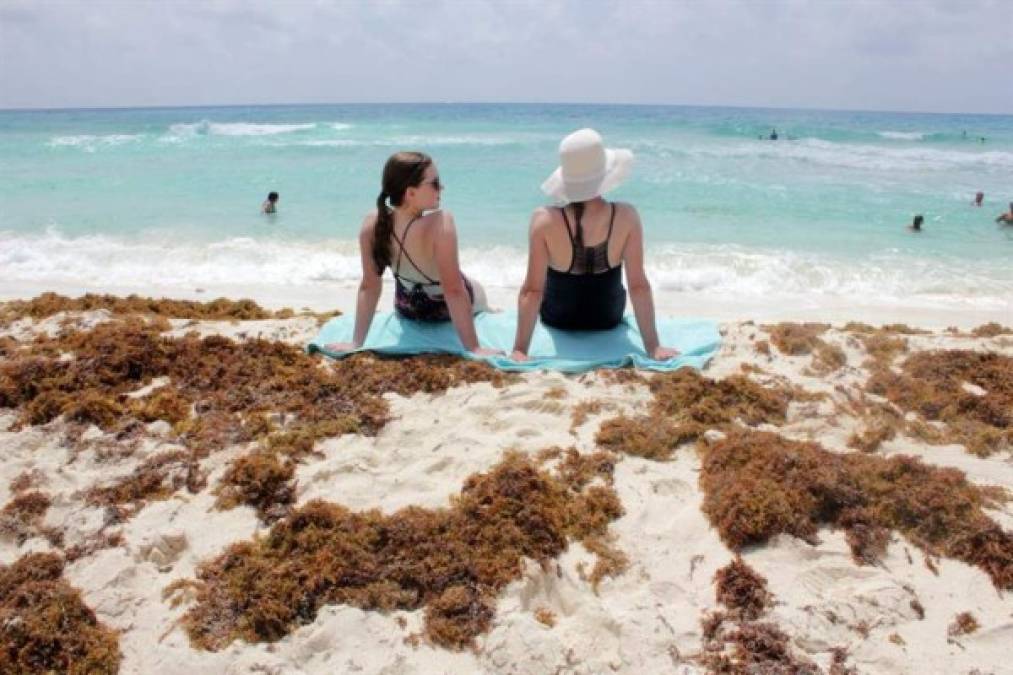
[470,347,505,357]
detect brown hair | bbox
[373,152,432,272]
[568,201,586,250]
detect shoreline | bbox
[0,280,1009,330]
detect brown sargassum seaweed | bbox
[866,349,1012,456]
[947,611,980,637]
[701,430,1012,589]
[0,291,338,326]
[0,317,512,519]
[0,552,121,674]
[713,557,772,621]
[842,321,928,336]
[0,491,61,546]
[175,451,623,651]
[595,368,794,460]
[701,558,854,675]
[969,322,1012,338]
[763,322,847,375]
[594,366,1011,591]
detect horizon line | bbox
[1,100,1010,118]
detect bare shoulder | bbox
[611,201,642,237]
[529,206,555,234]
[361,210,378,233]
[611,201,640,221]
[424,209,457,234]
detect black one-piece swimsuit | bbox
[539,203,626,330]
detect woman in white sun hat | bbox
[510,128,679,361]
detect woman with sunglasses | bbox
[511,129,679,362]
[325,151,499,356]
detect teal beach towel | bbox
[308,312,720,373]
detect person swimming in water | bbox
[323,151,499,356]
[974,192,985,207]
[996,202,1013,225]
[262,192,279,214]
[510,128,679,362]
[769,128,779,141]
[909,214,924,231]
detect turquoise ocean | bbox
[1,103,1011,313]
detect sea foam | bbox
[877,131,926,141]
[680,138,1013,173]
[167,121,318,137]
[47,134,143,151]
[2,231,1009,312]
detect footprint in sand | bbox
[134,529,187,571]
[650,478,692,498]
[424,456,455,474]
[798,565,878,596]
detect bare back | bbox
[365,209,444,284]
[540,200,634,273]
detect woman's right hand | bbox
[323,342,358,353]
[509,350,530,362]
[651,345,680,361]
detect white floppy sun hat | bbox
[541,128,634,203]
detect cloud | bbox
[0,0,1010,112]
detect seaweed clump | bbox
[0,552,121,674]
[595,414,697,461]
[970,322,1011,338]
[178,451,623,651]
[1,317,510,520]
[596,369,792,459]
[866,350,1012,456]
[846,424,896,453]
[214,450,296,522]
[701,616,822,674]
[857,333,908,367]
[86,450,206,513]
[700,558,831,674]
[0,291,318,325]
[0,335,17,359]
[700,429,1013,589]
[0,491,60,546]
[713,557,772,621]
[764,322,847,374]
[947,611,979,637]
[842,322,927,336]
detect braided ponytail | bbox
[372,191,392,272]
[571,201,586,250]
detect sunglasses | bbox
[421,177,444,191]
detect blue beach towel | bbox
[308,311,720,373]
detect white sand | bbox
[1,302,1011,674]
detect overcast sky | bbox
[1,0,1011,114]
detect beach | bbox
[2,102,1012,673]
[1,292,1010,674]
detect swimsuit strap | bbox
[605,202,616,243]
[559,206,579,273]
[392,216,439,285]
[391,215,415,277]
